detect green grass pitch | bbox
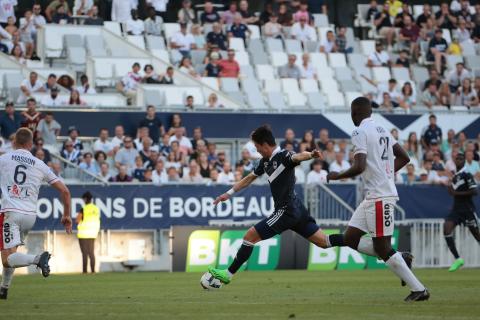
[1,269,479,320]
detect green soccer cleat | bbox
[208,267,231,285]
[448,258,464,272]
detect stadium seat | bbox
[326,91,346,108]
[442,29,452,44]
[185,87,205,105]
[251,51,270,65]
[310,53,328,69]
[304,41,320,53]
[3,73,24,101]
[412,66,429,88]
[313,14,329,27]
[265,38,284,53]
[372,67,391,82]
[220,78,239,92]
[328,53,347,67]
[319,78,339,93]
[247,38,264,54]
[347,53,368,68]
[150,49,170,62]
[339,79,361,92]
[360,40,375,55]
[164,87,184,106]
[446,55,464,70]
[68,47,86,72]
[334,67,353,81]
[234,51,250,66]
[0,69,21,95]
[264,79,281,92]
[286,90,307,108]
[45,33,63,58]
[201,77,219,91]
[240,78,261,93]
[464,55,480,70]
[450,105,469,112]
[146,36,166,50]
[271,52,288,67]
[256,64,276,80]
[285,39,303,53]
[169,50,183,65]
[163,23,180,42]
[358,76,377,93]
[345,91,362,106]
[391,67,411,81]
[240,65,255,78]
[460,41,476,55]
[86,35,108,56]
[104,21,122,36]
[127,36,146,50]
[246,89,268,110]
[94,60,114,87]
[229,38,246,51]
[64,34,83,48]
[317,27,333,43]
[267,92,287,111]
[144,89,164,107]
[227,91,245,104]
[248,25,261,39]
[307,92,326,110]
[300,79,319,93]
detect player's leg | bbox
[79,239,88,273]
[444,216,465,272]
[88,239,96,273]
[468,226,480,242]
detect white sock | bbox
[226,270,233,278]
[7,253,38,268]
[385,252,425,292]
[356,237,376,256]
[1,267,14,288]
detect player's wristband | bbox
[226,188,235,196]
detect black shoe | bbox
[401,252,414,287]
[36,251,51,278]
[0,287,8,300]
[404,289,430,302]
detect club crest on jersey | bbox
[11,185,20,197]
[273,161,278,170]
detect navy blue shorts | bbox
[254,200,320,240]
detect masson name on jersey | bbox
[35,196,275,219]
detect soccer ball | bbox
[200,272,223,290]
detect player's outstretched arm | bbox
[291,150,323,164]
[393,143,410,172]
[213,173,257,205]
[327,153,366,182]
[51,181,73,234]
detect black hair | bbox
[251,125,276,146]
[82,191,93,203]
[351,96,371,110]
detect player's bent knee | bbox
[243,227,261,244]
[309,231,328,248]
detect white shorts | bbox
[0,212,36,250]
[348,198,396,238]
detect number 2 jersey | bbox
[352,117,398,200]
[0,149,59,215]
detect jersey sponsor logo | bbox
[7,184,31,198]
[376,126,386,134]
[384,203,392,227]
[3,223,12,244]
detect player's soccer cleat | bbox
[207,266,231,284]
[0,287,8,300]
[404,289,430,302]
[401,252,414,287]
[448,258,464,272]
[36,251,51,278]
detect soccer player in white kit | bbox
[327,97,430,302]
[0,128,72,300]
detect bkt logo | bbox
[186,230,280,272]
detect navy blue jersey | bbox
[451,169,477,212]
[253,147,298,209]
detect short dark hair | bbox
[351,96,371,109]
[15,128,33,146]
[251,125,276,146]
[429,114,436,119]
[45,111,54,116]
[26,97,36,104]
[82,191,93,202]
[132,62,140,68]
[48,73,56,79]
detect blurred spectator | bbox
[94,128,114,156]
[317,129,329,150]
[185,95,195,110]
[61,140,81,163]
[367,42,391,67]
[166,167,180,182]
[160,66,175,84]
[264,14,283,39]
[111,0,134,23]
[222,1,238,25]
[84,5,104,26]
[165,148,183,169]
[171,22,196,58]
[139,105,164,145]
[181,159,202,183]
[68,89,86,106]
[76,75,96,94]
[206,93,224,108]
[399,15,420,57]
[290,16,316,42]
[147,0,169,19]
[421,83,439,109]
[0,25,11,54]
[427,29,448,74]
[57,74,75,91]
[458,131,467,152]
[152,159,168,185]
[385,0,402,17]
[44,74,58,92]
[279,54,301,79]
[466,142,480,162]
[99,162,111,181]
[214,150,226,171]
[204,51,221,77]
[94,151,107,171]
[454,78,479,107]
[34,148,48,166]
[19,11,35,58]
[109,165,133,182]
[300,130,316,152]
[442,129,456,157]
[111,125,125,149]
[323,140,336,164]
[238,0,258,24]
[190,24,205,49]
[366,0,379,22]
[299,53,317,79]
[380,93,395,111]
[144,7,162,36]
[319,30,337,53]
[115,136,138,173]
[277,3,293,26]
[74,0,94,15]
[394,3,413,28]
[31,138,52,164]
[447,63,471,92]
[138,137,154,164]
[68,126,83,151]
[421,114,442,149]
[0,101,21,139]
[178,0,196,24]
[79,152,99,176]
[293,1,312,23]
[200,1,220,24]
[158,133,171,157]
[132,156,146,181]
[169,127,193,155]
[394,50,410,69]
[207,23,227,50]
[280,128,300,153]
[400,163,419,185]
[191,127,208,149]
[134,127,150,150]
[218,161,234,184]
[0,0,16,26]
[424,68,442,91]
[36,112,61,146]
[436,2,457,30]
[453,19,471,44]
[218,49,240,78]
[197,152,211,178]
[416,4,432,28]
[126,9,144,35]
[52,4,72,24]
[21,98,42,134]
[229,14,250,42]
[167,113,182,135]
[179,57,199,78]
[335,27,352,54]
[9,43,26,65]
[399,82,416,110]
[18,71,44,104]
[117,62,142,104]
[329,151,351,173]
[41,86,66,107]
[373,3,395,48]
[419,160,441,184]
[143,64,162,84]
[46,0,71,22]
[306,159,328,185]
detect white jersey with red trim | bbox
[0,149,59,215]
[351,117,398,200]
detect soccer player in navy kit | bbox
[208,125,336,285]
[444,152,479,272]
